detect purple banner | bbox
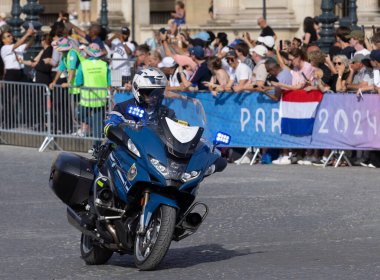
[312,94,380,149]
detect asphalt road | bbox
[1,146,380,280]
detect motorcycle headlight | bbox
[150,158,169,177]
[181,171,200,182]
[127,139,140,157]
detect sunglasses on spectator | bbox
[333,62,342,66]
[226,57,235,63]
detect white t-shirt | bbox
[355,48,370,56]
[1,44,26,70]
[111,39,136,77]
[373,69,380,87]
[169,67,190,87]
[229,62,252,85]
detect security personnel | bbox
[75,43,111,151]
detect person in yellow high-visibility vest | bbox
[75,43,111,152]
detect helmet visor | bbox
[139,88,165,109]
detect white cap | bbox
[249,45,268,57]
[257,36,275,48]
[158,56,176,68]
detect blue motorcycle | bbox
[49,96,230,270]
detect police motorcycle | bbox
[49,68,230,270]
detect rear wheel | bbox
[134,205,176,270]
[80,233,113,265]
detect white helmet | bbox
[132,67,167,108]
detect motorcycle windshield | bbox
[127,91,212,158]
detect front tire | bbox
[134,205,176,270]
[80,234,113,265]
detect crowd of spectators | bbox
[0,3,380,166]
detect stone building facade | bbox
[1,0,379,43]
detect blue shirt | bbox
[275,68,292,94]
[190,61,212,90]
[57,49,80,72]
[85,35,105,50]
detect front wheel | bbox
[134,205,176,270]
[80,233,113,265]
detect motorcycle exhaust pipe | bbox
[66,207,101,241]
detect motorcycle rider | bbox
[104,67,176,134]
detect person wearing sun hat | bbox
[75,43,110,150]
[346,30,370,56]
[49,37,85,95]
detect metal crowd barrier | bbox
[109,58,136,87]
[0,81,50,146]
[40,85,113,152]
[0,81,114,153]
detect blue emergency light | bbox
[127,106,145,119]
[214,131,231,145]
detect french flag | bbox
[280,89,324,136]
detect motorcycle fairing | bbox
[143,193,179,228]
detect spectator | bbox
[308,49,332,86]
[108,26,136,86]
[291,37,302,49]
[282,40,292,52]
[1,28,35,128]
[330,54,350,92]
[235,41,254,70]
[159,31,197,71]
[370,50,380,92]
[263,59,293,165]
[49,38,84,133]
[371,32,380,50]
[274,48,314,90]
[49,37,83,90]
[80,0,91,26]
[346,54,374,92]
[204,56,230,96]
[303,16,318,46]
[347,30,370,56]
[263,57,292,101]
[242,31,255,49]
[75,43,110,151]
[158,56,189,91]
[68,22,107,55]
[257,36,276,58]
[214,32,229,57]
[1,28,35,82]
[313,17,321,39]
[21,34,54,85]
[332,26,355,59]
[171,1,186,26]
[148,50,162,68]
[224,50,252,93]
[244,45,268,90]
[179,45,212,91]
[209,1,214,19]
[257,17,276,38]
[135,44,150,71]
